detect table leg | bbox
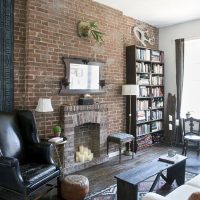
[166,160,186,186]
[117,179,138,200]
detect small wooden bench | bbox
[107,132,134,163]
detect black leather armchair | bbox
[0,110,60,200]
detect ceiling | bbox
[95,0,200,28]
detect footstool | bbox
[107,132,134,163]
[61,175,89,200]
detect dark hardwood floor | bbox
[42,144,199,199]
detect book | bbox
[158,154,177,164]
[48,137,63,144]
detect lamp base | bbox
[123,150,133,156]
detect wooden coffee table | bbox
[114,154,187,200]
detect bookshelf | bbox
[126,45,164,150]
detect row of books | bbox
[151,76,164,85]
[152,110,163,120]
[136,48,151,61]
[136,124,151,136]
[152,64,164,74]
[152,87,163,97]
[152,121,163,132]
[137,110,163,122]
[152,98,164,108]
[137,74,150,85]
[151,51,164,63]
[137,100,149,110]
[137,110,151,121]
[139,86,150,97]
[136,62,150,73]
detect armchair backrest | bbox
[0,110,40,164]
[0,112,26,163]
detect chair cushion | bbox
[184,135,200,141]
[108,133,134,143]
[166,185,200,200]
[20,163,57,187]
[186,174,200,188]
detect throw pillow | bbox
[188,192,200,200]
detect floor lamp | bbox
[35,98,54,139]
[122,84,139,155]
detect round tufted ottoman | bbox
[61,175,89,200]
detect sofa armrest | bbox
[28,143,55,165]
[143,192,170,200]
[0,157,25,193]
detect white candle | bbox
[176,119,179,126]
[76,156,79,162]
[84,147,88,154]
[79,154,85,163]
[88,149,91,154]
[169,124,172,130]
[169,115,172,122]
[79,145,84,153]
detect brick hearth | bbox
[61,104,109,174]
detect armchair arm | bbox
[0,157,25,194]
[143,192,170,200]
[28,143,55,165]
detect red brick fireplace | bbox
[61,104,109,174]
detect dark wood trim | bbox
[0,0,14,112]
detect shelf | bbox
[137,96,152,99]
[136,59,151,63]
[137,118,163,125]
[151,85,164,87]
[136,72,150,74]
[151,118,163,122]
[152,96,164,98]
[151,61,164,64]
[151,73,164,75]
[151,107,164,110]
[150,129,163,134]
[137,132,151,137]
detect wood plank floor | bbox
[42,144,199,199]
[76,144,182,196]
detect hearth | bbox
[61,104,108,174]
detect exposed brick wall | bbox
[14,0,159,141]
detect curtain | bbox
[175,38,184,143]
[0,0,14,112]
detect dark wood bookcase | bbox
[126,45,164,150]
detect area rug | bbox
[186,157,200,174]
[85,172,196,200]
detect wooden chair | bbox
[182,117,200,156]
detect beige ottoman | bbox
[61,175,89,200]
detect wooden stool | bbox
[61,175,89,200]
[107,132,134,163]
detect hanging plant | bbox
[77,21,104,43]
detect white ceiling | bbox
[95,0,200,28]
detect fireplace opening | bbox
[74,123,100,162]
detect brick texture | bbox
[14,0,159,145]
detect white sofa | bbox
[143,174,200,200]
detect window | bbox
[181,39,200,118]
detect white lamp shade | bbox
[122,84,139,96]
[35,98,54,112]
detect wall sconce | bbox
[61,78,70,88]
[99,80,106,88]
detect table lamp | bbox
[122,84,139,155]
[35,98,54,138]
